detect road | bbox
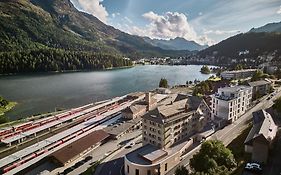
[97,141,142,175]
[98,89,281,175]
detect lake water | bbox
[0,65,213,120]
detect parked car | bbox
[63,167,73,174]
[125,145,132,149]
[244,163,263,174]
[84,156,93,162]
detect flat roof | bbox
[248,80,271,87]
[221,69,257,74]
[139,148,167,163]
[125,138,192,166]
[51,130,110,165]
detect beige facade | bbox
[124,94,210,175]
[142,96,210,149]
[122,92,157,119]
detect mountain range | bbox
[143,37,207,51]
[198,21,281,62]
[0,0,190,58]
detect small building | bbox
[122,104,147,119]
[211,86,252,123]
[221,69,257,80]
[155,88,172,94]
[50,130,110,166]
[244,110,278,164]
[248,80,272,99]
[122,92,157,120]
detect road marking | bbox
[114,161,117,165]
[109,170,111,175]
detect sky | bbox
[70,0,281,45]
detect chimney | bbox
[145,92,151,105]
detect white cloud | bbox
[204,29,240,35]
[111,12,120,18]
[127,11,213,45]
[124,17,133,24]
[277,6,281,14]
[73,0,108,23]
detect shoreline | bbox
[0,101,17,119]
[0,85,195,127]
[0,65,135,77]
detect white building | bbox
[221,69,257,80]
[211,86,252,123]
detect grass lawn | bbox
[0,102,16,116]
[228,125,252,175]
[208,76,221,81]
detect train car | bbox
[3,162,18,173]
[62,135,75,143]
[22,124,40,132]
[0,129,13,137]
[35,149,48,157]
[1,130,22,140]
[14,122,33,131]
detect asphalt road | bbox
[98,142,142,175]
[98,89,281,175]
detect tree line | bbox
[0,49,132,74]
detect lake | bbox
[0,65,213,120]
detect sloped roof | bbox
[51,130,109,165]
[244,110,277,145]
[122,104,146,114]
[142,95,204,124]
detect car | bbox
[84,156,93,162]
[125,145,132,149]
[267,97,271,100]
[63,168,73,174]
[244,163,263,174]
[130,142,135,146]
[74,161,84,168]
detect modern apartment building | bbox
[124,94,211,175]
[221,69,257,80]
[248,79,272,99]
[211,86,252,123]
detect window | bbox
[147,170,151,175]
[127,165,129,173]
[136,169,139,175]
[165,163,168,171]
